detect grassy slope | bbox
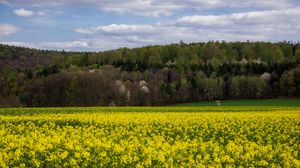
[176,98,300,107]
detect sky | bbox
[0,0,300,51]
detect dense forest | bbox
[0,41,299,107]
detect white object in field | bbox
[216,100,221,106]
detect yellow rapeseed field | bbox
[0,107,299,167]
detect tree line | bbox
[0,41,299,107]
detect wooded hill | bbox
[0,41,299,107]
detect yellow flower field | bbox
[0,107,299,167]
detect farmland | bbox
[0,107,299,167]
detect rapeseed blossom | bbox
[0,107,299,167]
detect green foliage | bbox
[0,41,299,107]
[280,70,296,96]
[229,76,267,99]
[204,78,224,100]
[241,45,255,60]
[79,53,90,67]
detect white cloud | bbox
[176,0,296,10]
[100,1,180,16]
[14,8,34,17]
[174,7,300,41]
[176,7,300,27]
[3,0,299,16]
[2,7,300,51]
[0,24,18,37]
[37,11,46,16]
[73,7,300,50]
[1,1,300,51]
[76,24,156,35]
[75,24,212,50]
[40,41,90,49]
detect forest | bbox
[0,41,299,107]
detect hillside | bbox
[0,41,300,107]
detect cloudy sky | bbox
[0,0,300,51]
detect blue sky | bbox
[0,0,300,51]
